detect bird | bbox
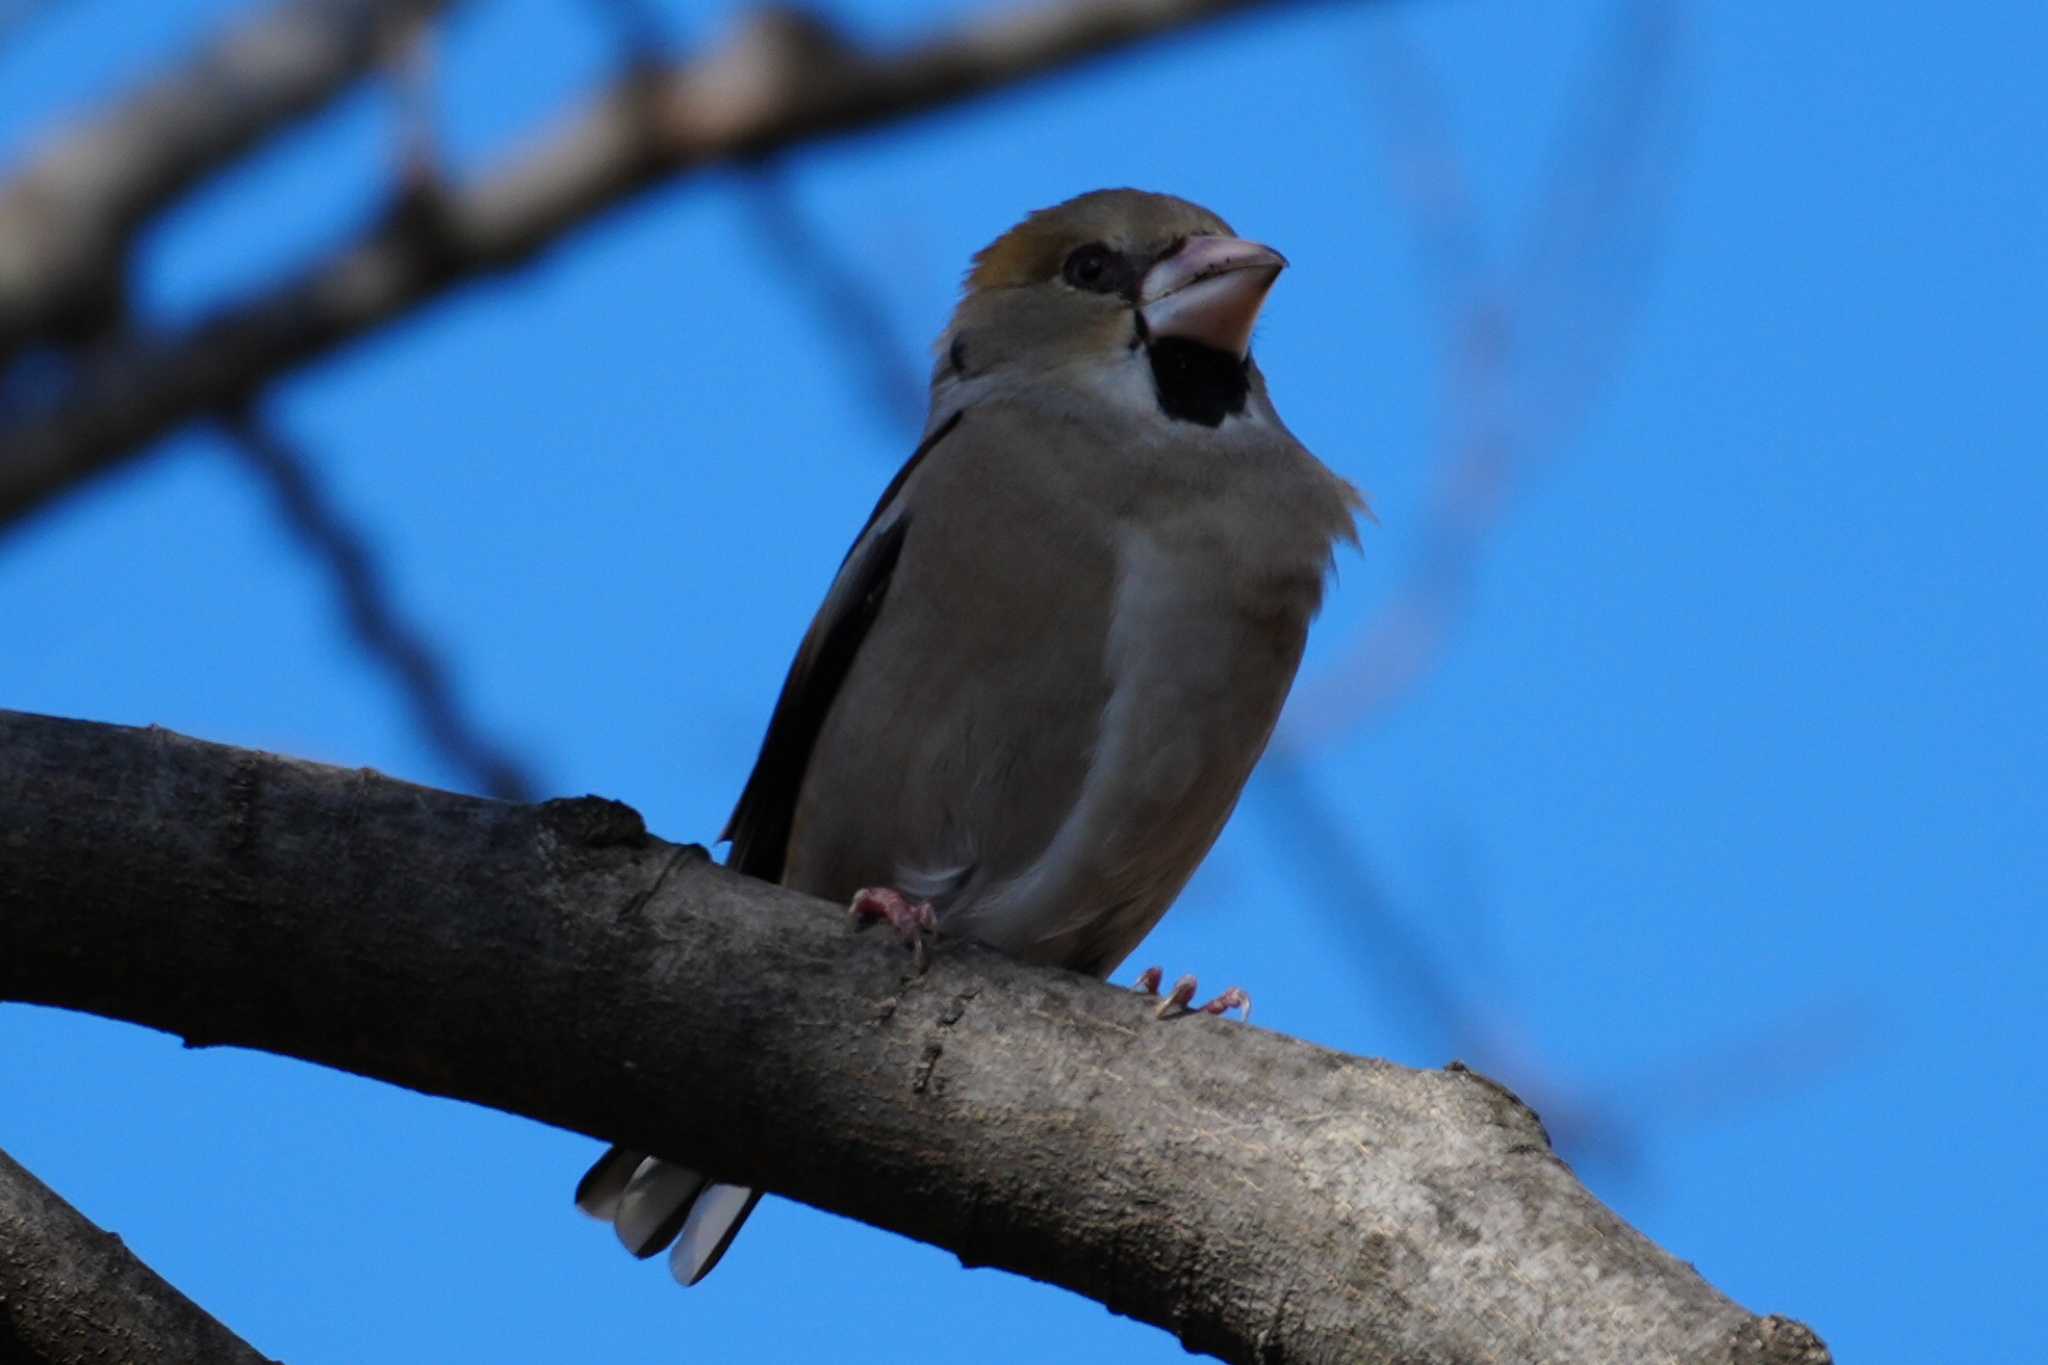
[574,188,1365,1286]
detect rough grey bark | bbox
[0,710,1833,1364]
[0,1146,277,1365]
[0,0,1317,531]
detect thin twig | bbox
[1248,1,1687,1169]
[740,163,930,435]
[221,406,540,802]
[1282,0,1685,748]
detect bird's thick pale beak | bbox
[1138,235,1288,359]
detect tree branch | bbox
[0,1145,277,1365]
[0,0,1317,533]
[0,709,1829,1365]
[0,0,455,355]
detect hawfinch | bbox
[576,188,1364,1285]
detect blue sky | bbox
[3,0,2043,1360]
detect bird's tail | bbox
[574,1146,762,1286]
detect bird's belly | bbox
[943,528,1312,975]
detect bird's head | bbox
[937,189,1287,428]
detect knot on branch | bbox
[1733,1313,1834,1364]
[1445,1059,1554,1152]
[538,794,647,849]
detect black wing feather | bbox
[720,413,961,881]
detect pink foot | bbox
[1133,966,1252,1023]
[848,887,937,971]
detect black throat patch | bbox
[1146,335,1251,427]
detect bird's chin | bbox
[1145,335,1250,428]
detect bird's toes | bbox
[1138,969,1252,1022]
[1197,985,1252,1023]
[1154,973,1199,1019]
[847,886,938,971]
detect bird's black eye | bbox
[1062,242,1123,294]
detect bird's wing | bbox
[720,413,963,881]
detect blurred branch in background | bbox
[0,0,455,358]
[741,163,930,435]
[1287,0,1684,745]
[1251,0,1688,1168]
[1309,10,1684,691]
[385,1,445,190]
[0,0,1329,533]
[1626,994,1876,1127]
[1255,0,1864,1181]
[0,1,63,58]
[222,406,539,801]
